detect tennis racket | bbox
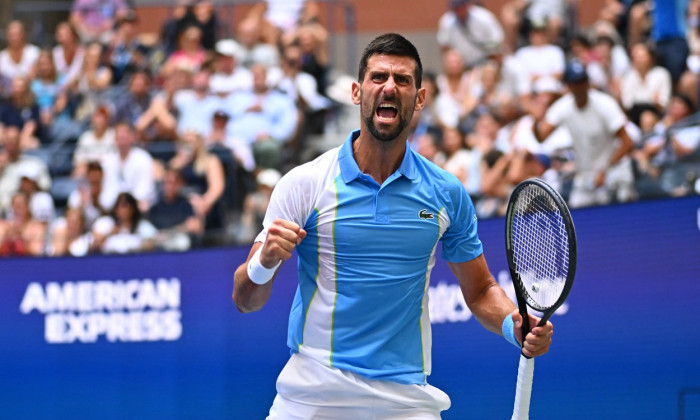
[505,178,577,420]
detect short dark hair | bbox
[358,33,423,88]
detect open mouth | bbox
[376,103,398,122]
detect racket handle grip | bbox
[511,354,535,420]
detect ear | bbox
[351,81,361,105]
[414,87,427,111]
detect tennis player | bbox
[233,33,554,419]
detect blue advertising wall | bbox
[1,196,699,420]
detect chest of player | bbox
[308,176,444,262]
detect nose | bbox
[382,76,397,96]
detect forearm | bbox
[451,256,517,337]
[467,281,517,336]
[232,258,275,313]
[232,242,277,313]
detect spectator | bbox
[149,168,203,251]
[159,0,219,55]
[135,66,189,144]
[649,0,690,84]
[72,105,116,179]
[159,0,193,58]
[134,92,178,143]
[0,126,51,214]
[67,161,111,228]
[49,207,94,257]
[232,167,280,245]
[513,18,566,87]
[227,64,299,169]
[69,0,129,44]
[285,23,330,96]
[476,148,511,218]
[418,71,457,131]
[535,61,636,208]
[0,21,40,83]
[263,0,308,41]
[161,25,209,78]
[206,110,255,173]
[273,43,331,113]
[174,68,218,136]
[271,43,331,154]
[30,50,77,144]
[459,59,516,130]
[436,49,471,121]
[209,39,253,97]
[436,0,504,69]
[92,192,157,254]
[407,73,454,149]
[15,165,56,225]
[106,11,149,86]
[168,129,225,231]
[633,94,700,197]
[482,46,531,109]
[71,42,113,124]
[509,76,573,157]
[415,131,446,166]
[620,42,672,121]
[236,17,280,69]
[501,0,566,52]
[191,0,219,51]
[0,191,47,256]
[114,70,153,127]
[586,32,629,97]
[52,21,85,89]
[506,150,555,186]
[1,76,43,148]
[442,126,480,195]
[100,122,156,212]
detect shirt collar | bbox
[338,129,418,184]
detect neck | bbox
[353,131,406,185]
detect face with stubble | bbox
[352,54,425,143]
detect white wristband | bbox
[247,246,281,285]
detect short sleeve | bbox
[440,180,483,263]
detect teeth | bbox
[378,104,397,109]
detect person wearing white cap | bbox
[236,18,280,69]
[16,165,56,225]
[209,39,253,97]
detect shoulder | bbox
[411,150,465,194]
[130,147,154,164]
[471,5,499,21]
[438,11,458,30]
[589,89,619,109]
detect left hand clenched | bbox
[511,309,553,358]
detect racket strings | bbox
[511,185,570,310]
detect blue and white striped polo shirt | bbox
[257,130,483,385]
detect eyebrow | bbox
[368,69,414,82]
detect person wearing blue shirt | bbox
[233,33,554,419]
[226,64,298,169]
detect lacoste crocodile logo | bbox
[419,209,434,219]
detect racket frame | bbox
[505,178,577,347]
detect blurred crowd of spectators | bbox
[0,0,337,257]
[0,0,699,258]
[417,0,700,217]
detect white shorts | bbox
[266,352,451,420]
